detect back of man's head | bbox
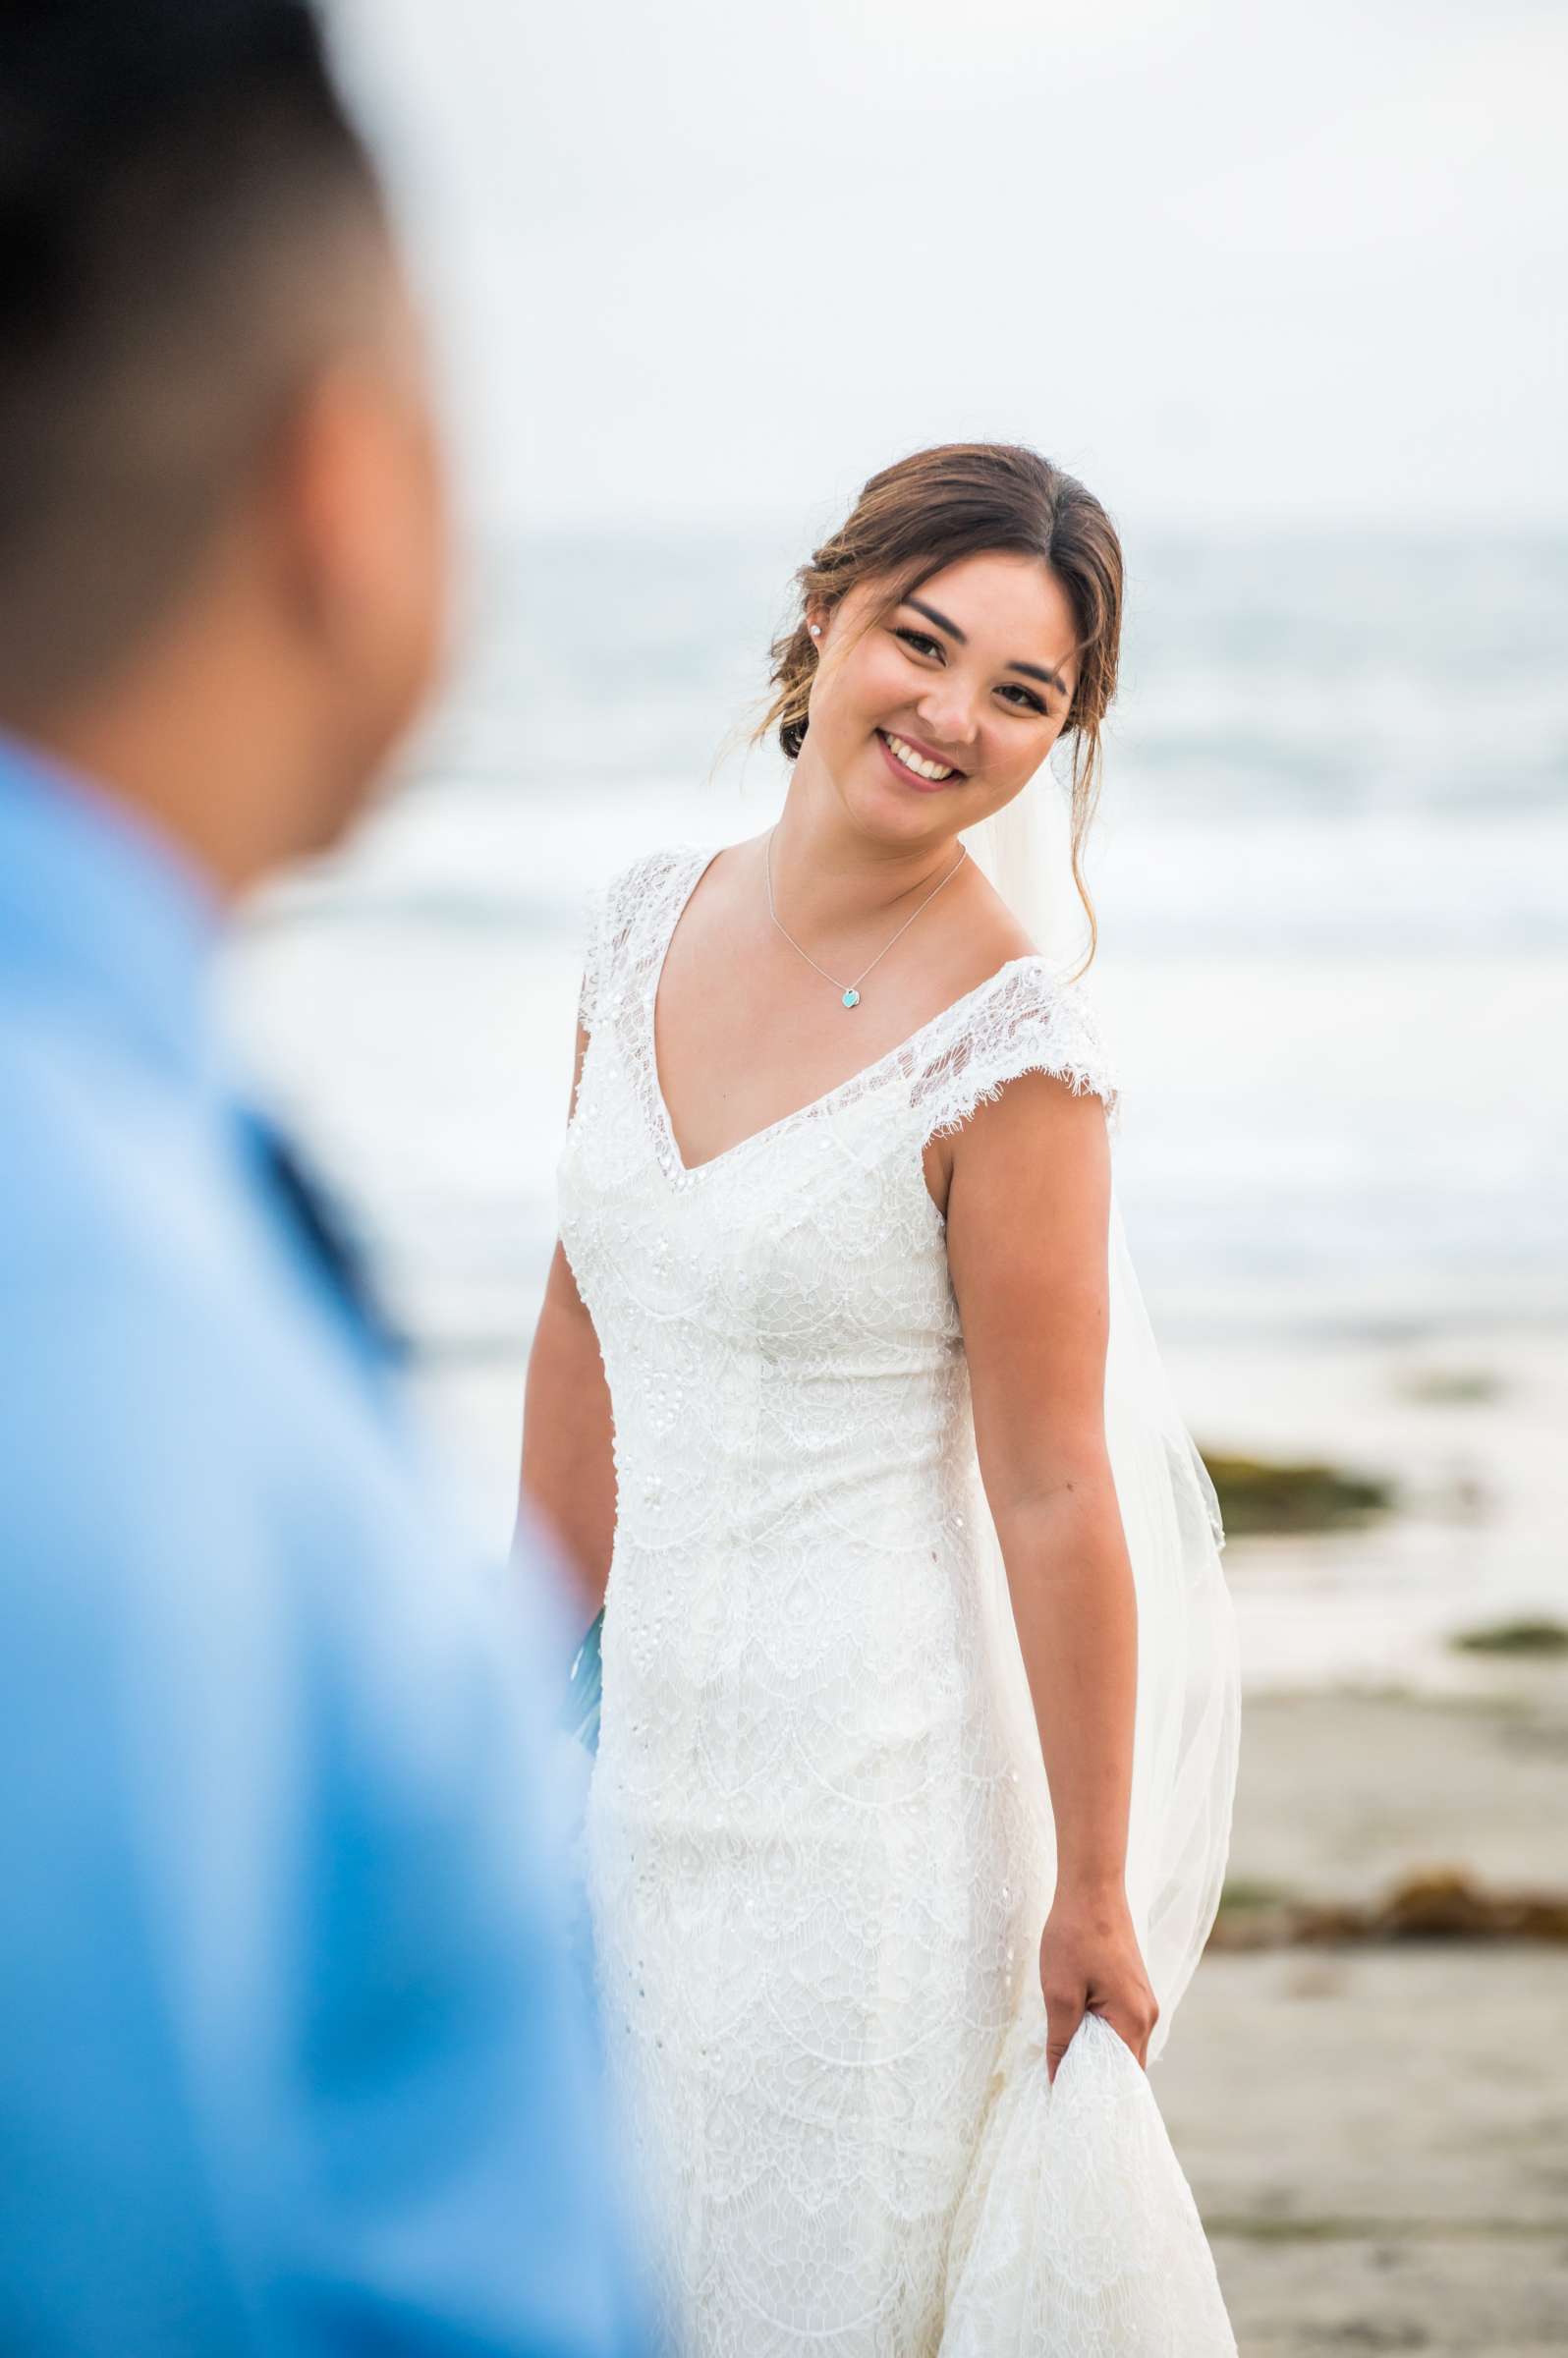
[0,0,399,729]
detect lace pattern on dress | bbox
[905,962,1120,1145]
[574,875,611,1037]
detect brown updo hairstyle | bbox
[749,441,1124,976]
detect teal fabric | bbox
[565,1608,606,1754]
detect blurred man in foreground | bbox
[0,2,648,2349]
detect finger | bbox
[1097,2007,1152,2072]
[1043,1992,1085,2085]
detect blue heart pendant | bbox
[842,987,860,1009]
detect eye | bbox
[894,626,943,659]
[999,681,1049,715]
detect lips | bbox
[876,728,967,787]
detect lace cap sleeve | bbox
[575,842,710,1036]
[574,873,611,1036]
[909,959,1121,1143]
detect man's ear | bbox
[264,358,392,650]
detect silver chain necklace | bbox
[764,825,969,1010]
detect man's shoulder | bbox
[0,996,211,1256]
[0,1006,409,1549]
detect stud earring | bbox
[810,624,821,638]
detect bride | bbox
[522,440,1242,2354]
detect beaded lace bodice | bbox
[553,840,1236,2356]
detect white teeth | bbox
[884,732,955,781]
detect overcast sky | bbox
[332,0,1567,539]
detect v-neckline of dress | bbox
[643,841,1046,1189]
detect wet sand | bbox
[1156,1665,1568,2352]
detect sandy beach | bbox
[1160,1660,1568,2352]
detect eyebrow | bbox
[903,595,1070,699]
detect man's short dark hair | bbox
[0,1,387,716]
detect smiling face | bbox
[803,548,1080,839]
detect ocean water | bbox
[227,524,1568,1348]
[222,529,1568,1671]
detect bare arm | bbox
[943,1067,1158,2076]
[516,1017,617,1627]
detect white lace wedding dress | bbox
[555,840,1238,2356]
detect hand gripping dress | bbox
[555,842,1241,2357]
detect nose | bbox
[914,677,981,760]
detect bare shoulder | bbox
[939,855,1039,990]
[927,1035,1110,1215]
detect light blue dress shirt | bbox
[0,734,649,2355]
